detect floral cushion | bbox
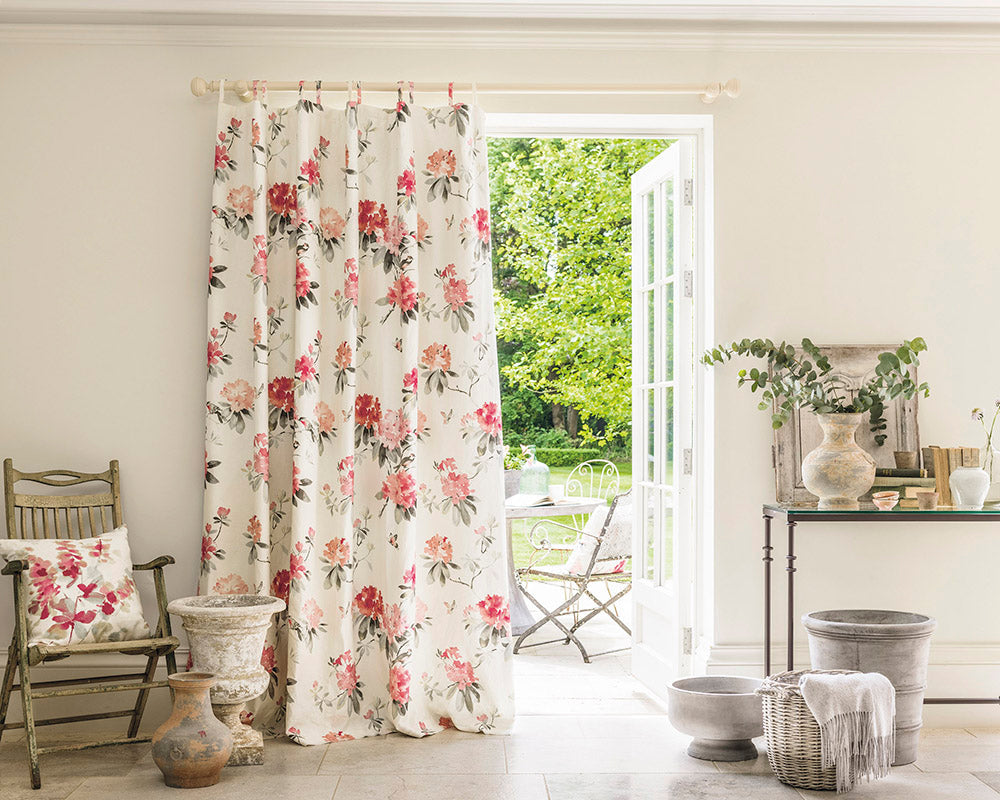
[0,526,151,647]
[564,497,632,575]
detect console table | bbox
[762,502,1000,705]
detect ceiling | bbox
[6,0,1000,25]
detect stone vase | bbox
[666,675,764,761]
[801,412,876,510]
[152,672,233,788]
[949,466,990,510]
[803,609,936,766]
[168,595,285,766]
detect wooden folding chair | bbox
[0,459,178,789]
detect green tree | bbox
[489,137,670,446]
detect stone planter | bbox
[801,413,876,510]
[152,672,233,788]
[504,469,522,498]
[666,675,764,761]
[168,594,285,766]
[803,609,936,766]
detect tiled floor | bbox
[4,609,1000,798]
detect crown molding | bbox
[6,21,1000,52]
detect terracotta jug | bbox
[152,672,233,788]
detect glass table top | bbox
[764,502,1000,518]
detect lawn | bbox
[509,461,632,570]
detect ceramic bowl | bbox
[872,491,899,511]
[666,675,764,761]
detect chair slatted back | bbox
[566,459,621,529]
[3,459,123,540]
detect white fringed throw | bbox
[799,672,896,793]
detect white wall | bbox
[2,29,999,724]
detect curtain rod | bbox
[190,77,740,104]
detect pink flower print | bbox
[355,394,382,429]
[268,376,295,413]
[295,261,312,299]
[443,277,470,310]
[315,401,336,434]
[323,537,350,567]
[230,117,242,130]
[253,318,263,346]
[382,603,408,640]
[477,595,510,630]
[336,660,359,694]
[214,573,250,595]
[302,598,324,629]
[353,586,384,622]
[421,343,451,372]
[416,214,429,243]
[441,471,471,504]
[261,644,277,673]
[403,368,417,393]
[377,408,411,451]
[221,379,255,412]
[295,354,316,382]
[415,597,428,624]
[382,470,417,509]
[335,341,353,369]
[426,148,456,177]
[475,402,502,436]
[389,664,411,705]
[386,275,418,312]
[251,234,268,279]
[253,444,269,478]
[423,534,453,563]
[438,716,455,729]
[338,456,355,497]
[227,184,255,218]
[415,410,428,437]
[252,119,261,147]
[271,569,291,604]
[319,207,346,240]
[358,200,388,234]
[472,207,490,241]
[207,340,224,367]
[378,216,409,255]
[289,552,307,580]
[300,158,321,185]
[344,258,359,303]
[214,145,230,171]
[267,182,297,219]
[444,658,477,690]
[52,609,96,631]
[201,536,217,564]
[247,515,263,541]
[402,565,416,587]
[397,169,416,196]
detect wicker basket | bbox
[757,669,860,792]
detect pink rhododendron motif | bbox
[385,275,418,312]
[477,595,510,630]
[213,573,250,595]
[377,408,411,450]
[227,184,255,218]
[382,470,416,509]
[421,343,451,371]
[389,664,411,705]
[323,537,350,566]
[221,379,255,412]
[426,149,456,177]
[423,534,453,563]
[475,402,502,436]
[319,207,345,239]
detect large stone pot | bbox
[803,609,936,766]
[168,594,285,766]
[152,672,233,788]
[801,412,876,510]
[666,675,764,761]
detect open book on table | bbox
[506,492,561,507]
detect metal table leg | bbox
[786,520,796,672]
[763,513,772,677]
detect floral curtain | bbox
[201,82,513,744]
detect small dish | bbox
[872,491,899,511]
[916,490,939,510]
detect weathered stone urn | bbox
[801,412,876,510]
[666,675,764,761]
[168,594,285,766]
[152,672,233,788]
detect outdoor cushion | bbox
[565,496,632,575]
[0,526,151,647]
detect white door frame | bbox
[486,113,716,674]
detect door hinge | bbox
[682,270,694,299]
[683,448,693,475]
[683,178,694,206]
[682,627,693,655]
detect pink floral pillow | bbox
[0,526,151,647]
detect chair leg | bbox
[16,639,40,789]
[573,585,633,636]
[0,638,17,744]
[514,583,593,663]
[127,653,159,739]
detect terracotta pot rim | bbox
[167,671,217,688]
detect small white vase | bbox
[949,467,990,510]
[801,412,876,510]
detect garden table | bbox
[761,502,1000,704]
[505,497,605,636]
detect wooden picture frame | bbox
[772,344,921,504]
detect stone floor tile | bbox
[507,735,718,774]
[0,738,150,780]
[333,774,548,800]
[0,774,85,800]
[510,714,585,738]
[971,772,1000,792]
[919,727,979,743]
[797,771,1000,799]
[65,773,339,800]
[318,730,507,775]
[914,743,1000,772]
[544,772,800,799]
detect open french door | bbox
[630,139,697,700]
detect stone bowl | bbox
[666,675,764,761]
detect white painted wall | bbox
[1,30,999,724]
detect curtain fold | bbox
[202,85,513,744]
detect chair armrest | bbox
[1,559,27,576]
[133,555,175,571]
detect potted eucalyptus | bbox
[503,446,526,499]
[703,338,930,509]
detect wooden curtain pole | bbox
[190,77,740,104]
